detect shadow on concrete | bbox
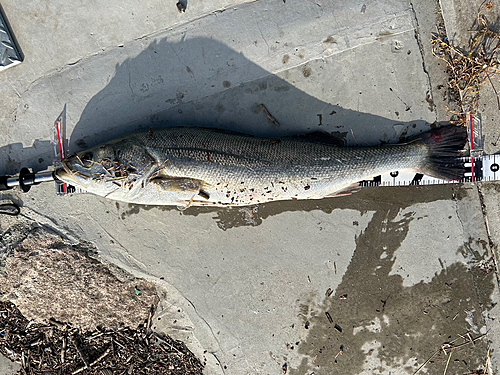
[0,140,53,176]
[70,36,432,150]
[63,35,447,224]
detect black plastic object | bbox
[0,203,20,216]
[0,175,11,191]
[19,167,35,192]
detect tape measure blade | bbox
[482,154,499,181]
[377,170,460,186]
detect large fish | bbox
[55,126,466,208]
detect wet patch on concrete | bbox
[119,202,175,220]
[118,185,466,230]
[214,206,261,230]
[288,198,495,374]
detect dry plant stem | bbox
[431,7,500,120]
[413,332,488,375]
[485,348,491,374]
[0,301,204,374]
[443,349,453,375]
[259,104,280,127]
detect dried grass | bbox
[431,1,500,122]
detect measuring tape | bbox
[360,154,495,187]
[357,113,489,187]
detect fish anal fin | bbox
[325,183,361,197]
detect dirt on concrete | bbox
[0,223,206,374]
[0,225,157,331]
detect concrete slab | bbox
[0,0,256,142]
[0,0,499,374]
[0,0,256,84]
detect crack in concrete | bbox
[127,63,134,97]
[90,217,149,272]
[409,1,437,121]
[169,44,196,80]
[476,185,500,288]
[213,353,226,375]
[7,79,21,99]
[255,21,270,55]
[183,296,226,375]
[453,187,466,235]
[19,207,81,244]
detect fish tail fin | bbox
[419,125,467,181]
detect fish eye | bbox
[80,152,93,168]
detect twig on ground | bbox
[431,2,500,121]
[413,331,488,375]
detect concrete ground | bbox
[0,0,499,374]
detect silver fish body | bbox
[54,126,466,207]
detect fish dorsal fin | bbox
[290,131,346,146]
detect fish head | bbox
[54,139,149,197]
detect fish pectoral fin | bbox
[150,177,211,199]
[325,182,361,197]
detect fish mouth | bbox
[54,160,90,186]
[54,168,78,185]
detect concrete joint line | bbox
[409,1,437,121]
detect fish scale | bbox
[141,130,423,193]
[144,129,420,177]
[54,126,467,207]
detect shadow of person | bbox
[70,36,431,151]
